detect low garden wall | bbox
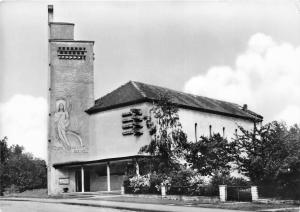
[125,193,219,203]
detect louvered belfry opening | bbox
[57,46,87,60]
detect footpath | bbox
[0,196,240,212]
[0,194,299,212]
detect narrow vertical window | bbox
[209,125,212,138]
[194,123,198,142]
[222,127,225,138]
[235,128,238,136]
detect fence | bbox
[258,185,300,200]
[226,186,252,202]
[258,185,274,198]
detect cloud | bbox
[0,95,47,159]
[184,33,300,125]
[275,105,300,126]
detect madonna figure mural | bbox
[54,98,83,150]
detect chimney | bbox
[47,4,74,40]
[242,104,248,111]
[48,5,53,24]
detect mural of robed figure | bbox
[54,99,82,150]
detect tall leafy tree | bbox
[185,133,236,177]
[0,137,9,196]
[233,121,300,199]
[139,94,188,174]
[233,122,290,184]
[5,145,47,192]
[0,137,47,194]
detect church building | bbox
[47,5,263,195]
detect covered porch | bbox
[53,155,149,193]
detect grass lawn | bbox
[3,189,300,211]
[88,195,300,211]
[3,188,48,198]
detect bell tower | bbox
[47,5,94,194]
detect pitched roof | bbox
[86,81,263,121]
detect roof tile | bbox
[86,81,263,121]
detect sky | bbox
[0,0,300,160]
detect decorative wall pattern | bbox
[121,108,144,136]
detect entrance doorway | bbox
[75,169,90,192]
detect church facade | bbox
[47,6,263,195]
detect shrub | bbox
[128,175,150,194]
[167,169,215,196]
[168,169,194,195]
[189,174,217,196]
[124,170,250,196]
[4,184,20,194]
[123,177,132,194]
[124,173,164,194]
[210,173,250,187]
[148,172,164,194]
[125,170,216,196]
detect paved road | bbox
[0,197,248,212]
[0,200,135,212]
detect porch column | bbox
[107,162,111,192]
[135,159,140,176]
[81,166,85,193]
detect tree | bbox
[185,133,236,177]
[0,137,47,194]
[233,121,300,199]
[0,137,9,196]
[273,124,300,199]
[139,94,188,174]
[5,145,47,192]
[233,121,290,184]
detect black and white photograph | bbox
[0,0,300,211]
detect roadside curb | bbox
[4,197,296,212]
[0,197,178,212]
[257,207,300,212]
[0,197,246,212]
